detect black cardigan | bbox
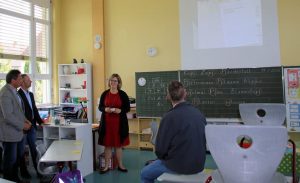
[98,89,130,144]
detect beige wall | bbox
[278,0,300,66]
[104,0,180,97]
[52,0,93,102]
[52,1,300,141]
[52,0,105,122]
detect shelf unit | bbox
[42,123,93,176]
[58,63,93,123]
[127,107,160,150]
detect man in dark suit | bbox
[0,70,31,181]
[18,74,43,178]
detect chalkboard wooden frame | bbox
[135,67,284,118]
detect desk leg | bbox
[68,161,73,171]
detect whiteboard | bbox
[179,0,280,70]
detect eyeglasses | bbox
[110,79,118,83]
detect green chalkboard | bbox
[135,71,179,117]
[180,67,284,118]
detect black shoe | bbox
[99,168,110,174]
[20,169,31,179]
[117,167,128,172]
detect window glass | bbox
[34,4,49,20]
[34,79,50,105]
[0,79,5,88]
[36,22,49,74]
[0,0,30,16]
[0,0,51,104]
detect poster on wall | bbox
[284,67,300,132]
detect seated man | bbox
[140,81,207,183]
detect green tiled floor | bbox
[84,149,217,183]
[1,149,216,183]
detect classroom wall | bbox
[278,0,300,66]
[52,0,300,97]
[52,0,105,120]
[51,0,61,103]
[52,0,300,140]
[52,0,93,102]
[104,0,180,97]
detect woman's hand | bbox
[105,107,112,113]
[114,108,121,114]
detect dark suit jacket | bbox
[18,89,43,129]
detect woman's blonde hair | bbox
[108,73,122,90]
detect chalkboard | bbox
[135,71,178,117]
[180,67,284,118]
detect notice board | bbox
[136,67,284,118]
[284,67,300,132]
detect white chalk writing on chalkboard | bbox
[136,67,283,118]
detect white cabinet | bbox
[42,123,93,176]
[58,63,93,123]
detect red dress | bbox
[102,92,129,147]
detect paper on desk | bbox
[74,141,81,145]
[72,150,81,154]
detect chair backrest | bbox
[35,140,44,146]
[206,125,288,183]
[239,103,286,126]
[36,143,58,176]
[36,143,47,158]
[150,121,159,145]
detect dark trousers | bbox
[0,144,3,172]
[21,127,38,172]
[2,140,24,181]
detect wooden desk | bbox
[41,140,83,162]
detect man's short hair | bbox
[167,80,186,102]
[6,69,21,84]
[21,74,28,78]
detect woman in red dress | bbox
[98,73,130,173]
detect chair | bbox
[206,125,287,183]
[157,172,208,183]
[36,140,43,146]
[150,121,159,146]
[36,143,59,176]
[144,121,159,166]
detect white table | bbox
[0,178,15,183]
[40,140,83,171]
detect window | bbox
[0,0,51,104]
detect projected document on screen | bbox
[195,0,262,49]
[179,0,280,70]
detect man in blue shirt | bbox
[18,74,44,178]
[141,80,207,183]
